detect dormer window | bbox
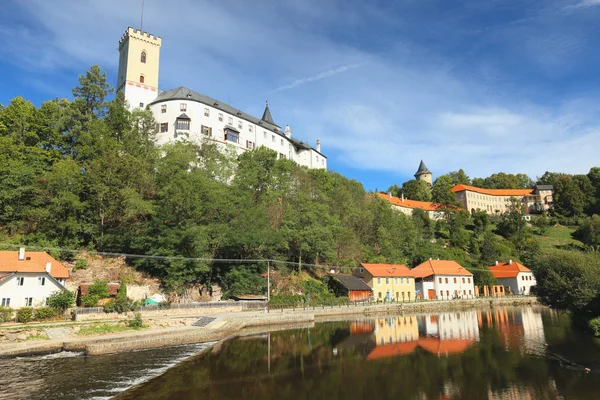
[141,51,147,63]
[176,113,191,130]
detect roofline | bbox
[0,272,66,290]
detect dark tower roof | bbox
[414,160,432,177]
[261,103,275,125]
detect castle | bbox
[116,27,326,170]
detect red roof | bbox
[367,342,419,360]
[0,251,69,279]
[488,261,531,279]
[79,282,121,296]
[377,193,441,212]
[361,263,413,277]
[451,184,532,197]
[411,260,472,278]
[417,337,475,355]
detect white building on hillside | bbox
[488,260,536,295]
[411,259,475,300]
[0,248,69,308]
[116,27,326,169]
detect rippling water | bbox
[3,307,600,400]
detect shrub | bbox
[16,307,34,323]
[34,306,57,321]
[47,290,75,312]
[158,300,171,310]
[116,278,127,300]
[103,297,133,314]
[81,294,101,307]
[127,312,144,328]
[0,306,13,323]
[87,281,109,298]
[74,258,88,271]
[589,317,600,337]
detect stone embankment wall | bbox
[75,305,243,321]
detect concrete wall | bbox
[75,304,243,321]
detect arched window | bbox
[141,51,147,63]
[140,75,145,83]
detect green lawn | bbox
[535,225,582,251]
[76,323,146,336]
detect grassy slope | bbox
[534,225,582,252]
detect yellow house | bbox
[354,263,415,302]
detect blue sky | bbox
[2,0,600,191]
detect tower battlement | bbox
[119,27,162,48]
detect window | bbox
[139,102,144,108]
[249,125,253,133]
[238,121,243,129]
[204,108,210,117]
[160,123,168,133]
[161,105,167,113]
[360,268,364,273]
[263,131,267,139]
[446,290,450,297]
[317,156,319,162]
[141,51,146,63]
[462,278,465,283]
[396,292,399,299]
[445,278,448,284]
[395,278,398,284]
[176,119,190,130]
[16,277,24,286]
[385,278,389,284]
[139,75,145,83]
[24,297,33,307]
[1,298,10,307]
[440,291,443,297]
[469,290,472,295]
[378,292,382,298]
[468,278,471,284]
[246,140,254,149]
[38,277,45,286]
[272,135,275,142]
[280,139,284,146]
[454,278,457,283]
[225,129,239,144]
[377,278,381,284]
[201,125,212,136]
[279,153,285,159]
[228,117,233,125]
[218,113,223,122]
[463,290,466,295]
[180,103,187,112]
[439,278,442,283]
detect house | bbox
[328,274,372,302]
[411,259,474,300]
[0,248,69,308]
[353,263,416,302]
[377,192,445,220]
[488,260,536,295]
[451,184,554,215]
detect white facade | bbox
[496,272,536,295]
[0,273,65,308]
[424,311,480,341]
[416,275,475,300]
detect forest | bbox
[1,66,600,309]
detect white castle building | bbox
[116,27,326,169]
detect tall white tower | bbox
[117,27,161,109]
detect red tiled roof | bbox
[361,263,413,277]
[0,251,69,279]
[488,261,531,279]
[451,184,532,197]
[417,337,475,355]
[367,342,419,360]
[79,282,121,296]
[377,193,441,212]
[411,260,472,278]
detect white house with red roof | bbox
[0,248,69,308]
[488,260,536,295]
[411,259,474,300]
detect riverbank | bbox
[0,296,538,358]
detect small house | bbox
[411,259,474,300]
[488,260,536,295]
[328,274,372,302]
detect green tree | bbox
[553,175,587,217]
[444,169,470,185]
[46,290,75,312]
[431,175,458,206]
[573,215,600,248]
[399,179,432,202]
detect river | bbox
[2,306,600,399]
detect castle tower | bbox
[117,27,162,109]
[414,160,432,185]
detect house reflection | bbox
[478,308,546,353]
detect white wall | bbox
[433,275,475,299]
[497,272,536,295]
[0,273,65,307]
[424,311,480,340]
[124,84,159,110]
[150,99,326,170]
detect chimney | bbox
[18,247,25,261]
[316,138,321,152]
[508,259,513,265]
[284,125,292,138]
[401,193,405,202]
[495,261,498,266]
[429,257,432,261]
[388,192,392,198]
[45,262,52,274]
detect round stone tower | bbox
[414,160,432,185]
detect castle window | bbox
[228,117,233,125]
[161,105,167,113]
[201,125,212,136]
[280,139,283,146]
[218,113,223,122]
[176,119,190,130]
[141,51,147,63]
[139,102,144,108]
[160,123,168,133]
[139,75,145,83]
[225,128,239,144]
[249,125,253,133]
[238,121,243,129]
[272,135,275,142]
[204,108,209,117]
[247,140,254,149]
[263,131,267,139]
[180,103,187,112]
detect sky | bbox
[2,0,600,191]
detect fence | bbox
[75,300,268,315]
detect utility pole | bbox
[140,0,145,31]
[267,261,270,311]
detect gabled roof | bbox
[0,251,69,279]
[261,103,275,125]
[414,160,431,176]
[177,112,190,120]
[451,184,532,197]
[331,274,372,291]
[360,263,413,277]
[535,185,554,191]
[377,193,441,212]
[488,261,532,279]
[411,260,472,278]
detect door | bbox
[428,289,436,299]
[386,290,391,302]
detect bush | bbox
[16,307,34,323]
[81,294,101,307]
[103,297,133,314]
[589,317,600,337]
[158,300,171,310]
[74,258,88,271]
[87,281,109,298]
[0,306,13,323]
[127,312,144,328]
[34,306,57,321]
[116,278,127,300]
[47,290,75,311]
